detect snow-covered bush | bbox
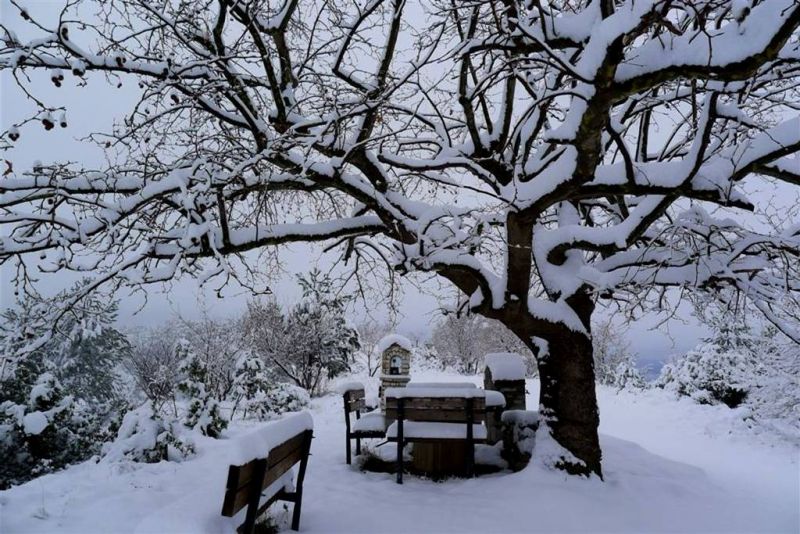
[0,290,129,488]
[0,370,100,488]
[102,402,195,463]
[658,323,764,408]
[232,356,310,420]
[176,343,227,438]
[658,343,760,407]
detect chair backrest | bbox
[221,429,313,517]
[384,395,486,424]
[343,388,366,414]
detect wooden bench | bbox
[384,388,486,484]
[221,413,314,533]
[342,384,385,464]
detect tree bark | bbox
[536,330,602,477]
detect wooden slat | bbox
[384,397,485,411]
[347,389,365,400]
[385,408,485,423]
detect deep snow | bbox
[1,372,797,534]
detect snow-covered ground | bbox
[1,371,798,533]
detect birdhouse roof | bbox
[376,333,413,354]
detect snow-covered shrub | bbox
[176,343,227,438]
[0,370,100,488]
[102,402,195,463]
[232,356,310,420]
[264,383,310,415]
[657,343,760,407]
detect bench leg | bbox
[291,495,302,531]
[346,434,351,465]
[356,437,361,456]
[396,440,403,484]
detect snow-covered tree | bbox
[592,318,644,389]
[3,0,800,476]
[1,286,130,405]
[231,354,311,420]
[124,326,183,411]
[177,313,248,400]
[0,289,129,488]
[281,271,359,395]
[432,313,534,375]
[175,342,227,438]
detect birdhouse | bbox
[377,334,412,404]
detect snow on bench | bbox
[484,352,527,381]
[226,411,313,466]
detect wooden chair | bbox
[384,389,486,484]
[343,385,385,464]
[221,424,313,533]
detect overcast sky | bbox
[0,0,717,374]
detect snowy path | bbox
[1,376,798,533]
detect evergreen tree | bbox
[176,341,227,438]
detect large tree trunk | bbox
[536,330,602,477]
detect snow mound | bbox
[376,334,413,354]
[484,352,527,380]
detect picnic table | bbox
[385,386,488,482]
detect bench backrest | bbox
[221,428,313,517]
[384,396,486,424]
[343,388,366,414]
